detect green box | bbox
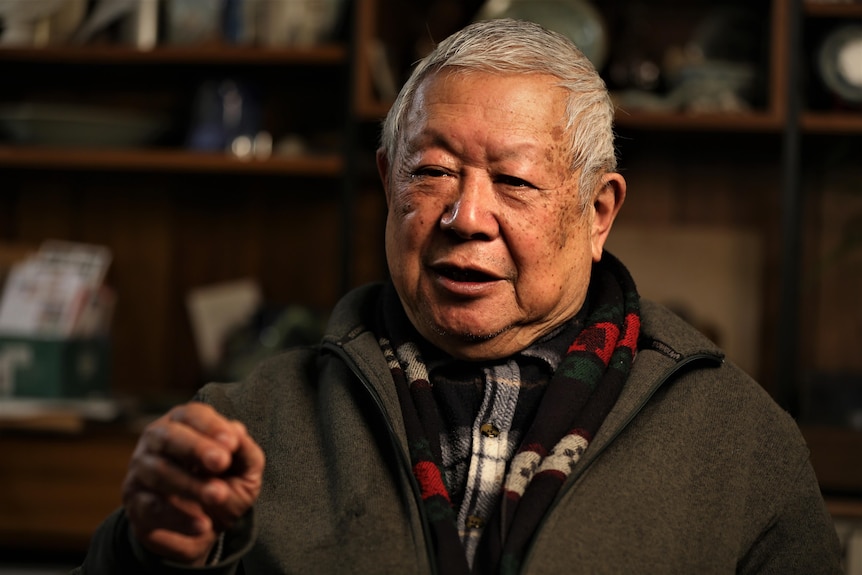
[0,336,110,399]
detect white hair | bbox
[380,18,617,207]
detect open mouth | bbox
[435,265,496,283]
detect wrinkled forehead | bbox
[396,69,573,158]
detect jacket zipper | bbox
[520,351,722,572]
[322,341,439,575]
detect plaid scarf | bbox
[377,254,640,574]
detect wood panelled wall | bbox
[0,169,387,399]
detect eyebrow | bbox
[407,126,544,163]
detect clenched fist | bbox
[122,402,265,565]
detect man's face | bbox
[378,71,623,360]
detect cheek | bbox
[555,201,585,250]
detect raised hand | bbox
[122,402,265,565]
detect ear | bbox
[376,148,392,205]
[590,172,626,262]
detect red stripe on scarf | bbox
[621,313,641,352]
[568,321,620,365]
[413,461,451,503]
[534,468,567,482]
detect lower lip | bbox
[432,270,501,297]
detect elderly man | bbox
[76,19,841,574]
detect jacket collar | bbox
[585,298,725,466]
[323,284,725,470]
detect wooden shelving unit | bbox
[612,111,784,132]
[0,8,364,401]
[804,1,862,18]
[799,1,862,134]
[0,145,344,176]
[790,1,862,504]
[0,43,347,65]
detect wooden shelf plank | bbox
[804,2,862,18]
[0,44,347,66]
[613,110,783,132]
[801,111,862,133]
[827,497,862,519]
[0,146,344,176]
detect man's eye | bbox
[410,167,449,178]
[496,175,534,188]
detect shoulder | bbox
[632,298,806,457]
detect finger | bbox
[202,433,265,530]
[129,495,219,568]
[138,417,233,476]
[125,490,211,538]
[226,424,266,479]
[127,452,230,506]
[169,403,243,451]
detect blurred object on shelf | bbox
[474,0,607,69]
[818,24,862,105]
[0,0,86,46]
[612,59,756,114]
[2,0,347,49]
[0,240,114,339]
[242,0,346,47]
[162,0,347,47]
[0,240,115,401]
[608,4,762,114]
[0,103,168,148]
[163,0,223,45]
[185,277,327,381]
[186,78,263,154]
[216,303,326,381]
[0,336,111,400]
[186,278,263,376]
[230,130,273,160]
[71,0,158,49]
[0,243,37,287]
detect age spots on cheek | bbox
[544,127,572,183]
[550,125,565,142]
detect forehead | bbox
[404,70,570,152]
[413,69,566,117]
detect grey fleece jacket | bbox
[76,282,842,574]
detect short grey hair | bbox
[380,18,617,207]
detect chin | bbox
[425,307,507,340]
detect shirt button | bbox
[466,515,485,529]
[480,422,500,438]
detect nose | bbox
[439,174,499,241]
